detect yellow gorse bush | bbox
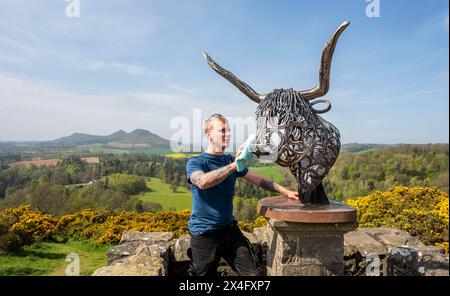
[0,205,57,252]
[346,186,449,253]
[1,206,266,250]
[238,215,267,232]
[11,211,57,241]
[1,187,446,254]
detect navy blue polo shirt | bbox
[186,152,249,235]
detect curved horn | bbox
[298,21,350,101]
[203,52,266,103]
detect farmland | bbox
[138,178,192,210]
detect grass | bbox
[138,178,192,211]
[248,165,285,184]
[0,240,110,276]
[132,148,173,155]
[77,144,174,155]
[137,167,284,210]
[84,146,129,154]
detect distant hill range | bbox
[341,143,390,153]
[44,129,170,149]
[1,131,447,154]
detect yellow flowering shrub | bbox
[53,209,190,244]
[79,210,192,244]
[346,186,449,253]
[0,205,57,252]
[54,209,113,241]
[2,187,446,254]
[238,215,268,232]
[0,205,30,252]
[11,212,56,241]
[1,205,268,249]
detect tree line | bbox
[0,153,191,215]
[278,144,449,201]
[0,143,447,220]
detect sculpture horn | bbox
[202,52,266,103]
[298,21,350,101]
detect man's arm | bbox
[243,171,299,200]
[189,145,246,190]
[189,162,237,190]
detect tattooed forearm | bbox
[258,179,277,192]
[244,171,292,195]
[190,164,236,189]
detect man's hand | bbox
[286,190,299,200]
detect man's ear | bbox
[205,131,211,143]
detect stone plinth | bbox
[257,195,357,276]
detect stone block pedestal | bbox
[257,196,357,276]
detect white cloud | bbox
[77,59,163,76]
[0,72,256,141]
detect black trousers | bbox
[188,221,263,276]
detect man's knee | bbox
[189,254,219,276]
[188,244,220,276]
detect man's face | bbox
[207,119,231,151]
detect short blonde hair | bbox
[204,114,228,135]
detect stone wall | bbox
[344,228,448,276]
[92,227,449,276]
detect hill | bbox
[341,143,390,152]
[51,129,170,148]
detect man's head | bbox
[204,114,230,152]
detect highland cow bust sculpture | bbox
[203,21,350,205]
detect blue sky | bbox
[0,0,448,145]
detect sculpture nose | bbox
[251,141,272,157]
[250,132,268,155]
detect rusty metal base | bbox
[257,195,356,223]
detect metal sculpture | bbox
[203,21,350,204]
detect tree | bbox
[107,173,147,195]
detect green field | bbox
[132,148,174,155]
[138,178,192,210]
[248,165,285,184]
[88,147,130,154]
[137,167,284,211]
[77,144,174,155]
[0,240,110,276]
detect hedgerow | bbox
[2,186,446,254]
[0,206,266,252]
[346,186,448,253]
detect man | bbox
[186,113,299,276]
